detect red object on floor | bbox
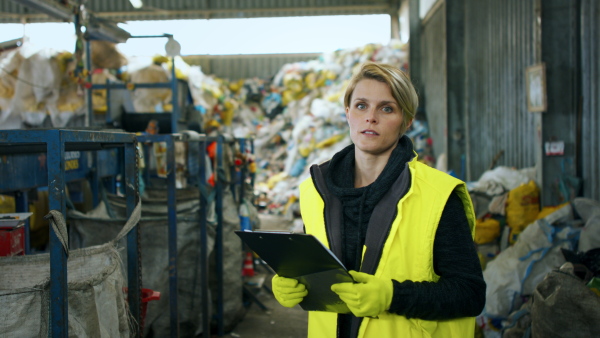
[207,141,217,159]
[0,226,24,256]
[242,252,255,277]
[123,287,161,334]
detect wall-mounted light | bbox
[0,38,24,52]
[85,15,131,43]
[165,36,181,56]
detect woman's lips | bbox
[361,130,379,135]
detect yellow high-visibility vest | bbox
[299,157,476,338]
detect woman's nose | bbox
[365,109,377,123]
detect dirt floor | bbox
[218,213,308,338]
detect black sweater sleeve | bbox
[387,191,486,320]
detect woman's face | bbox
[346,79,407,157]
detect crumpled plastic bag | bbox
[573,197,600,252]
[1,49,83,128]
[483,203,579,319]
[470,166,536,196]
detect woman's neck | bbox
[353,150,393,188]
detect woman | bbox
[272,62,485,337]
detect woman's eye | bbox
[357,103,366,110]
[382,106,393,113]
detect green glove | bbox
[272,275,308,308]
[331,270,393,318]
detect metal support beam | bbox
[170,58,179,134]
[125,142,141,336]
[47,130,67,338]
[540,0,581,206]
[14,191,30,254]
[9,0,72,21]
[446,0,466,177]
[390,0,401,40]
[215,135,224,337]
[198,137,210,337]
[166,136,179,337]
[408,0,422,96]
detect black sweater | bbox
[325,137,486,336]
[388,191,486,320]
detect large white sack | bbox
[469,166,536,196]
[483,204,580,319]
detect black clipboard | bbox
[235,230,352,313]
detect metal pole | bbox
[91,154,99,207]
[198,138,210,337]
[85,40,93,127]
[171,58,179,133]
[250,139,255,189]
[167,137,179,337]
[230,140,237,203]
[125,142,141,336]
[106,78,112,126]
[14,191,30,254]
[239,139,246,204]
[216,135,224,336]
[48,130,68,337]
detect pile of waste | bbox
[0,39,436,219]
[0,41,127,128]
[186,41,434,218]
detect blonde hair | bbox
[344,62,418,132]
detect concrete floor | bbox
[220,213,308,338]
[224,271,308,338]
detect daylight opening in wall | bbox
[0,15,391,56]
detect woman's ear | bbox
[400,119,414,137]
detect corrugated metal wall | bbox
[580,0,600,201]
[183,53,320,81]
[0,0,393,23]
[464,0,538,181]
[419,3,447,160]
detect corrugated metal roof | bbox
[1,0,397,23]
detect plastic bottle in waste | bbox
[239,201,251,231]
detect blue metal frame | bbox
[179,132,212,337]
[215,135,224,336]
[239,139,247,204]
[201,135,255,336]
[14,191,30,254]
[85,35,180,133]
[0,129,140,338]
[237,138,253,204]
[0,148,120,252]
[194,135,225,336]
[197,136,211,338]
[0,150,119,192]
[136,133,180,337]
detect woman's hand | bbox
[272,275,308,308]
[331,271,393,318]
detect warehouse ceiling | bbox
[1,0,402,24]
